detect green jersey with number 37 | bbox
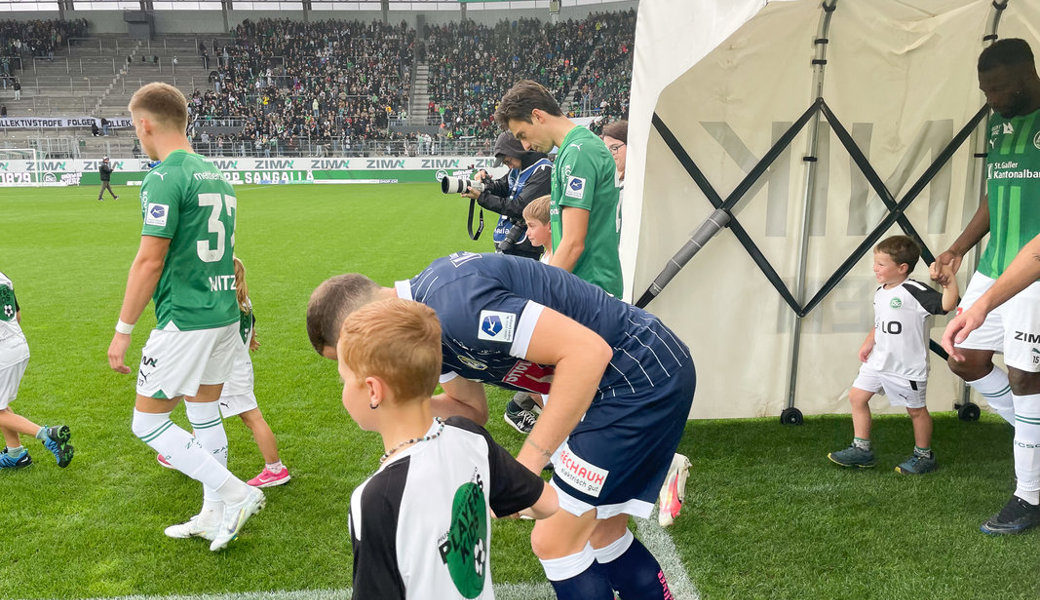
[140,149,238,331]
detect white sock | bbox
[186,401,228,503]
[266,460,285,473]
[968,368,1015,425]
[540,543,597,581]
[1013,393,1040,505]
[131,409,231,491]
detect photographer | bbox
[461,131,551,260]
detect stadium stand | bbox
[0,10,633,158]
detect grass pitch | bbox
[1,183,1039,600]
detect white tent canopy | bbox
[622,0,1040,419]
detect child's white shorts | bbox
[957,272,1040,372]
[0,357,28,410]
[217,348,257,418]
[136,323,239,399]
[852,365,927,408]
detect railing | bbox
[67,37,237,56]
[32,56,120,75]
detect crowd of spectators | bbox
[422,10,634,140]
[0,19,88,85]
[188,18,414,152]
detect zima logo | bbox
[438,473,488,598]
[1003,122,1015,135]
[889,298,902,309]
[477,310,515,342]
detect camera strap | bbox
[467,197,484,240]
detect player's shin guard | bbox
[1013,393,1040,505]
[594,530,673,600]
[185,401,229,503]
[969,368,1015,425]
[540,543,615,599]
[132,409,231,491]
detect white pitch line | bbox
[53,515,695,600]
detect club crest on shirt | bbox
[1033,131,1040,151]
[145,203,168,227]
[478,310,515,342]
[565,175,586,199]
[457,354,488,371]
[890,298,902,309]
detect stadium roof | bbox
[0,0,628,11]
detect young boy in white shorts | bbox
[829,235,959,474]
[0,271,74,469]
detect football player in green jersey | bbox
[930,39,1040,535]
[107,82,264,551]
[496,80,623,298]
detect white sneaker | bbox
[209,487,265,551]
[658,453,692,527]
[164,514,219,541]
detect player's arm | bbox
[432,375,489,424]
[548,206,590,273]
[939,264,960,312]
[858,328,875,362]
[515,307,612,474]
[107,235,171,374]
[943,232,1040,358]
[930,196,989,281]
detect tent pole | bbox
[782,0,838,425]
[954,0,1008,418]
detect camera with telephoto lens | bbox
[441,174,488,195]
[496,217,527,254]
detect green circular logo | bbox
[439,481,488,598]
[890,298,902,309]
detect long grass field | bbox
[1,183,1039,600]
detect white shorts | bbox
[957,272,1040,372]
[852,365,927,409]
[0,357,28,409]
[217,347,257,418]
[136,323,239,399]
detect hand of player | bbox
[942,307,985,362]
[249,334,260,352]
[929,251,962,283]
[108,332,132,374]
[858,341,874,362]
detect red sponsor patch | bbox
[501,360,554,394]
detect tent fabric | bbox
[623,0,1040,419]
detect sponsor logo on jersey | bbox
[141,355,158,367]
[565,175,586,199]
[478,310,516,342]
[992,124,1001,137]
[556,441,608,497]
[501,360,554,394]
[438,472,488,596]
[457,354,489,371]
[889,298,902,309]
[1013,331,1040,344]
[145,203,168,227]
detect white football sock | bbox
[132,409,231,491]
[968,368,1015,425]
[1013,393,1040,505]
[186,401,229,503]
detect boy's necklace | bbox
[380,418,445,465]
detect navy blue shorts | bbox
[550,358,696,519]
